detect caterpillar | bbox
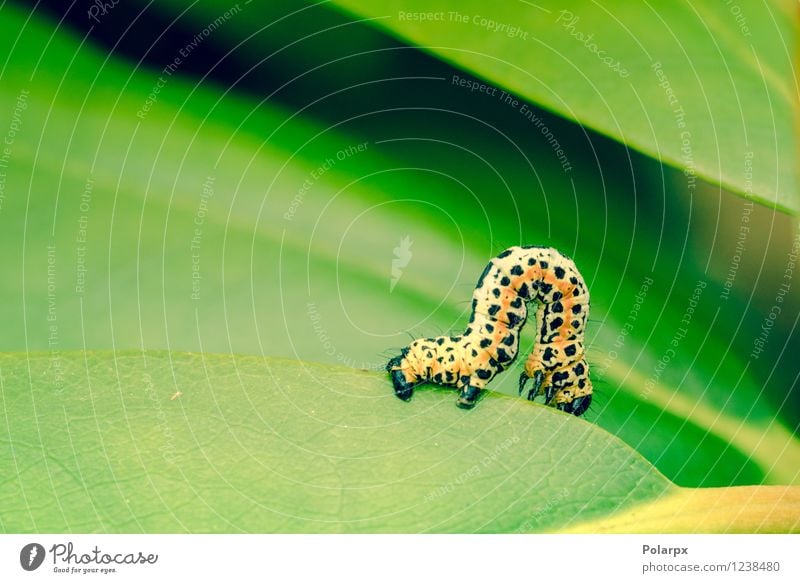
[386,245,592,416]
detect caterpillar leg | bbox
[386,354,417,401]
[517,372,528,396]
[518,370,547,402]
[542,376,559,405]
[520,361,592,416]
[456,364,498,409]
[456,385,482,409]
[558,394,592,416]
[550,358,593,416]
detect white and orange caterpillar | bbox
[387,245,592,415]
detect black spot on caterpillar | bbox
[386,246,592,415]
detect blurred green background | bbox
[0,0,797,499]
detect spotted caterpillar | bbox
[386,245,592,415]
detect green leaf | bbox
[5,352,797,533]
[117,0,798,211]
[0,0,797,512]
[328,0,798,212]
[0,351,673,533]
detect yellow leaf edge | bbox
[559,485,800,533]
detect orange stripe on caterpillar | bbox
[386,245,592,415]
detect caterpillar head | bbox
[386,348,415,401]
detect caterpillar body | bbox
[386,245,592,415]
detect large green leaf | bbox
[0,351,671,532]
[328,0,798,212]
[3,352,797,533]
[0,0,796,523]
